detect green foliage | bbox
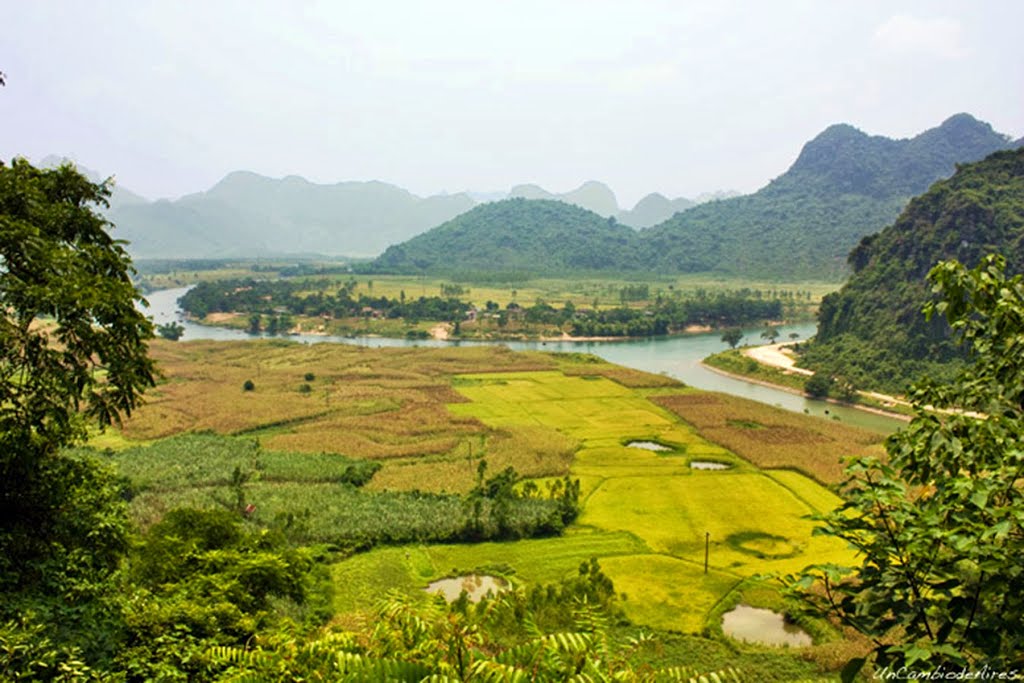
[802,148,1024,393]
[0,159,156,448]
[208,567,745,682]
[641,115,1016,280]
[182,273,784,339]
[0,615,98,682]
[98,433,575,548]
[375,198,645,274]
[371,117,1015,281]
[802,373,831,399]
[88,433,380,493]
[720,327,744,349]
[243,379,255,391]
[116,508,328,680]
[791,255,1024,669]
[181,276,470,323]
[0,159,155,668]
[157,321,186,340]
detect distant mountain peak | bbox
[509,180,619,217]
[939,112,985,129]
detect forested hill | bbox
[799,147,1024,393]
[374,198,641,274]
[638,113,1019,280]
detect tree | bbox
[804,372,832,398]
[156,321,185,340]
[720,326,743,348]
[761,327,780,343]
[791,254,1024,672]
[0,158,155,595]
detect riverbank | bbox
[702,348,912,423]
[182,312,757,345]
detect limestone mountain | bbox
[799,147,1024,393]
[107,171,475,258]
[509,180,619,217]
[639,114,1020,279]
[38,155,149,211]
[617,192,696,228]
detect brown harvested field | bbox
[652,392,887,484]
[121,339,569,493]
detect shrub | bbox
[243,379,255,392]
[804,372,831,398]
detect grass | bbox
[330,530,650,615]
[703,348,809,393]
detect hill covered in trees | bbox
[798,147,1024,393]
[639,113,1020,279]
[375,198,643,274]
[377,114,1020,280]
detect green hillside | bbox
[799,147,1024,393]
[640,114,1018,279]
[377,114,1018,279]
[374,198,641,274]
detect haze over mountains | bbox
[638,113,1020,279]
[64,162,721,258]
[378,114,1022,279]
[45,113,1020,275]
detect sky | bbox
[2,1,1022,208]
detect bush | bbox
[304,372,315,382]
[243,380,255,392]
[804,372,831,398]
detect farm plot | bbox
[331,370,855,633]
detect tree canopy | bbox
[792,254,1024,671]
[0,158,156,594]
[800,147,1024,393]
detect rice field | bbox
[108,340,872,641]
[332,368,861,636]
[652,391,886,484]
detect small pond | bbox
[426,575,508,602]
[721,604,812,647]
[689,460,732,470]
[625,441,673,451]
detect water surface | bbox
[144,287,902,434]
[721,604,812,647]
[426,575,508,602]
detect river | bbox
[144,287,902,434]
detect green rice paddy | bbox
[332,370,853,634]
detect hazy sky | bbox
[2,1,1022,207]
